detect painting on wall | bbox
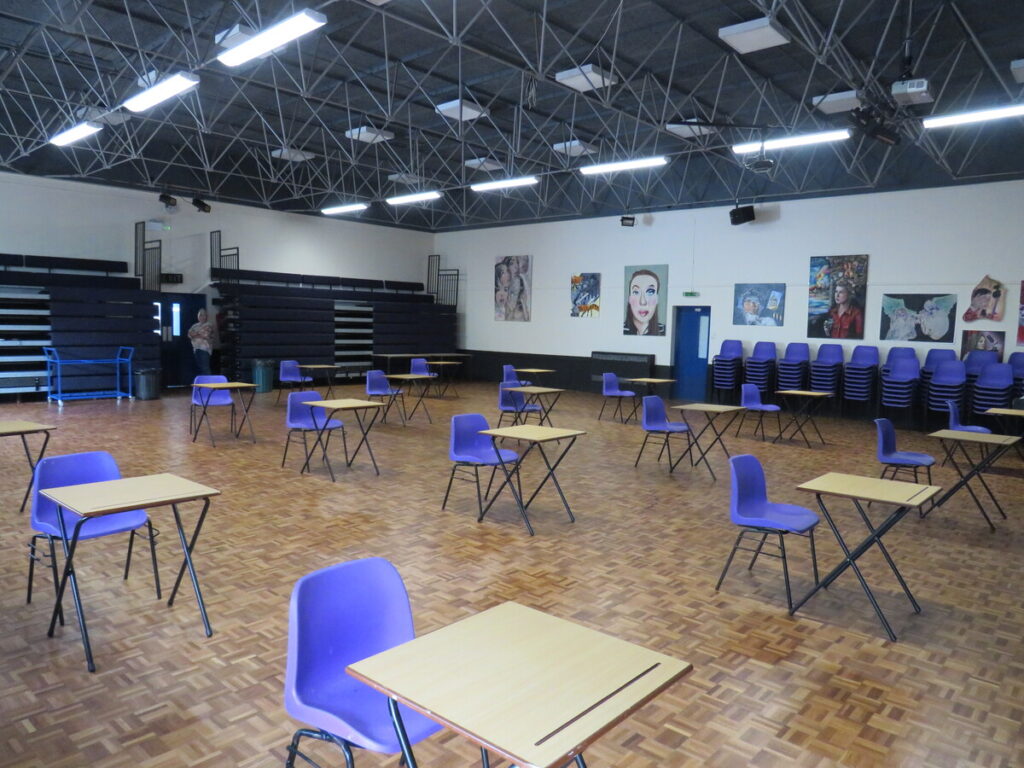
[570,273,601,318]
[733,283,785,326]
[961,330,1005,361]
[962,275,1005,322]
[494,255,531,321]
[623,264,668,336]
[879,293,957,342]
[1019,282,1024,346]
[808,255,869,339]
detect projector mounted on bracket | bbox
[848,106,901,146]
[743,146,776,174]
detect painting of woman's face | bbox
[628,273,658,327]
[834,284,849,305]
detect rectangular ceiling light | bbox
[464,158,503,171]
[216,9,326,67]
[718,16,791,54]
[552,139,596,156]
[345,126,395,143]
[49,121,103,146]
[555,63,618,92]
[386,190,442,206]
[666,120,716,138]
[470,176,538,192]
[732,129,850,154]
[810,89,862,114]
[271,147,315,162]
[435,99,488,121]
[923,104,1024,130]
[579,156,668,175]
[387,172,424,184]
[1012,59,1024,85]
[322,202,368,215]
[122,72,199,112]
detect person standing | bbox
[188,307,215,376]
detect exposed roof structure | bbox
[1,0,1022,232]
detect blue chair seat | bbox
[35,508,148,539]
[736,502,820,533]
[451,447,518,465]
[289,416,342,431]
[884,450,935,467]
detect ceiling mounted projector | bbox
[744,155,776,173]
[891,78,933,106]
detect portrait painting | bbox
[808,255,869,339]
[733,283,785,326]
[570,273,601,318]
[962,275,1005,322]
[961,330,1005,361]
[494,255,532,321]
[623,264,668,336]
[879,293,957,343]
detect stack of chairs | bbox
[963,350,999,411]
[777,343,809,390]
[743,342,777,395]
[920,349,957,403]
[882,346,916,376]
[1008,352,1024,399]
[880,355,920,425]
[970,363,1015,417]
[809,344,844,396]
[925,360,967,420]
[712,339,744,401]
[843,345,879,411]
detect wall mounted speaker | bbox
[730,205,755,225]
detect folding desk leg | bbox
[479,440,534,535]
[20,431,50,513]
[49,513,95,672]
[167,499,213,637]
[346,410,380,475]
[521,438,578,523]
[387,698,419,768]
[234,388,257,443]
[851,500,920,613]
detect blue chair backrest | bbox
[192,374,232,405]
[501,364,520,383]
[783,343,809,362]
[964,349,998,373]
[280,360,300,380]
[729,454,769,524]
[886,357,919,381]
[498,384,525,410]
[450,413,492,460]
[931,360,966,386]
[923,348,956,372]
[719,340,743,359]
[366,369,390,395]
[850,345,879,367]
[946,399,966,429]
[641,395,669,430]
[750,341,776,361]
[976,363,1012,388]
[410,358,430,376]
[874,418,897,460]
[287,390,328,429]
[31,451,122,532]
[739,383,763,408]
[815,343,844,364]
[885,347,916,365]
[1008,352,1024,376]
[602,372,619,395]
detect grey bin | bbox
[252,358,276,394]
[134,368,161,400]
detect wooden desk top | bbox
[40,473,220,518]
[0,420,56,436]
[347,602,691,768]
[504,386,565,395]
[385,373,434,381]
[621,377,675,384]
[929,429,1020,446]
[797,472,941,507]
[304,398,383,411]
[985,407,1024,418]
[374,352,472,358]
[426,360,462,366]
[514,368,556,374]
[193,381,256,389]
[481,425,585,443]
[671,403,744,414]
[297,364,339,370]
[776,389,832,397]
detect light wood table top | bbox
[985,407,1024,418]
[297,364,340,370]
[426,360,462,366]
[303,398,383,410]
[40,473,220,518]
[481,425,585,443]
[671,403,744,414]
[0,420,56,436]
[348,602,691,768]
[193,381,256,389]
[928,429,1020,446]
[776,389,832,397]
[514,368,556,374]
[504,385,565,395]
[621,377,675,385]
[797,472,940,507]
[385,373,435,381]
[374,352,472,358]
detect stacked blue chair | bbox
[874,418,934,483]
[970,363,1014,416]
[1007,352,1024,399]
[881,346,916,376]
[921,349,956,393]
[776,343,809,390]
[809,343,844,395]
[497,384,541,426]
[712,339,744,401]
[735,383,781,441]
[925,360,966,416]
[843,345,879,409]
[880,356,920,423]
[743,342,777,395]
[964,349,998,387]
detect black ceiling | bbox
[0,0,1021,232]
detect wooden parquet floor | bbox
[1,384,1022,768]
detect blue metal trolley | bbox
[43,346,134,406]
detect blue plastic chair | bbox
[716,454,819,611]
[634,395,691,469]
[875,418,934,483]
[946,399,990,434]
[366,369,406,425]
[501,364,531,388]
[442,414,519,516]
[598,372,636,422]
[410,357,440,397]
[27,451,160,627]
[497,384,541,427]
[277,360,313,404]
[190,374,236,439]
[282,390,347,473]
[735,383,781,441]
[284,558,444,768]
[971,363,1015,414]
[809,343,844,395]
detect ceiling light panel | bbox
[216,9,326,67]
[122,73,199,113]
[345,126,395,144]
[718,17,791,54]
[387,172,425,185]
[435,99,488,121]
[322,203,369,215]
[386,190,442,206]
[579,156,668,175]
[271,147,315,162]
[471,177,538,192]
[50,122,103,146]
[555,64,618,92]
[666,120,716,139]
[923,104,1024,130]
[552,139,596,156]
[732,129,850,154]
[464,158,503,171]
[1012,59,1024,85]
[810,90,862,114]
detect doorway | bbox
[672,305,710,401]
[158,293,208,387]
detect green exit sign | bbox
[683,291,700,297]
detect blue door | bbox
[672,305,710,401]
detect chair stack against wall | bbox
[842,345,879,410]
[925,360,967,416]
[777,343,809,390]
[920,349,957,410]
[712,339,743,400]
[743,342,777,395]
[1006,352,1024,399]
[971,363,1015,416]
[880,354,920,423]
[809,344,844,396]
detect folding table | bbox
[985,407,1024,460]
[425,360,461,397]
[927,429,1020,531]
[191,381,257,445]
[620,378,676,422]
[0,420,55,512]
[298,364,341,399]
[385,373,435,423]
[347,601,692,768]
[670,404,744,481]
[478,425,585,536]
[791,472,940,641]
[41,473,220,672]
[773,389,832,447]
[300,398,383,479]
[514,367,556,385]
[503,385,565,426]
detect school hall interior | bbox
[1,2,1023,767]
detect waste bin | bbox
[253,358,276,394]
[134,368,161,400]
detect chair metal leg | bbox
[281,430,293,467]
[809,528,819,585]
[441,465,457,509]
[598,397,608,421]
[634,432,652,466]
[747,533,768,570]
[473,466,484,517]
[715,530,746,591]
[779,533,792,612]
[146,520,161,599]
[734,410,748,437]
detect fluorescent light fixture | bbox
[718,16,791,54]
[1012,59,1024,85]
[75,106,130,126]
[579,156,668,175]
[345,126,394,143]
[810,89,862,115]
[666,119,716,138]
[732,129,850,154]
[215,23,255,49]
[386,190,442,206]
[470,176,538,192]
[464,157,503,171]
[555,63,618,92]
[552,139,596,156]
[49,121,102,146]
[271,147,315,162]
[122,72,199,112]
[923,104,1024,130]
[435,99,488,121]
[387,172,424,184]
[216,9,326,67]
[322,202,368,215]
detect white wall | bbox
[0,172,433,293]
[435,180,1024,365]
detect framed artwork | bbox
[879,294,957,342]
[733,283,785,326]
[570,273,601,317]
[961,330,1005,361]
[623,264,667,336]
[962,275,1005,322]
[494,255,531,321]
[808,255,869,339]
